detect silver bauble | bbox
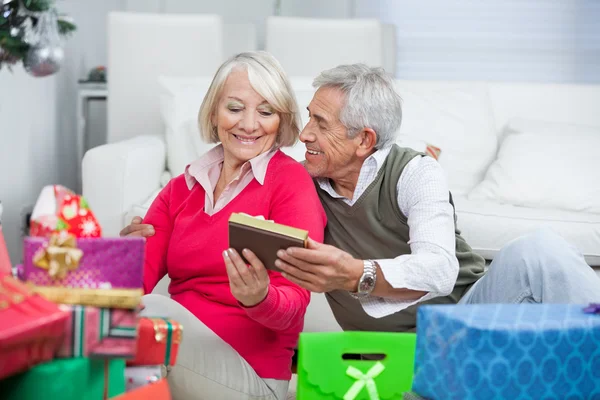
[23,43,64,77]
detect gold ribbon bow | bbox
[33,233,84,279]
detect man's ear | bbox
[355,128,378,157]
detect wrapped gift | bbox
[0,276,69,380]
[127,317,183,367]
[29,185,102,238]
[297,331,417,400]
[412,304,600,400]
[0,357,126,400]
[125,365,163,392]
[18,234,144,309]
[57,304,139,358]
[114,378,171,400]
[0,224,11,276]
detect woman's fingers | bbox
[223,249,247,286]
[242,249,269,282]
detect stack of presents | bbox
[0,186,182,399]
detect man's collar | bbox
[316,146,393,191]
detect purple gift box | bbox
[19,236,145,309]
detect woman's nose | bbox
[239,111,257,133]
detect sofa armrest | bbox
[82,135,166,237]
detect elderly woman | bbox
[137,52,326,400]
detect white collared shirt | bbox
[317,147,459,318]
[185,145,276,215]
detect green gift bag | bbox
[297,331,416,400]
[0,358,126,400]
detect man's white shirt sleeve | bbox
[359,156,460,318]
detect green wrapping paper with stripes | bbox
[127,317,183,367]
[57,304,139,358]
[0,358,126,400]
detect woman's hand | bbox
[223,248,270,307]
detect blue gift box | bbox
[412,304,600,400]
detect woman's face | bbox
[213,69,280,166]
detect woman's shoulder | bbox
[158,171,202,198]
[268,149,309,176]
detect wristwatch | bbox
[349,260,377,299]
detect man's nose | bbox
[299,126,315,143]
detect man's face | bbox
[300,87,360,179]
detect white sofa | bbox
[83,78,600,271]
[84,77,600,318]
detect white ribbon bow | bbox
[343,361,385,400]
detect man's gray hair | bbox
[312,64,402,149]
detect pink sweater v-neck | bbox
[142,150,327,380]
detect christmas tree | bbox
[0,0,76,76]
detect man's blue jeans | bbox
[460,229,600,304]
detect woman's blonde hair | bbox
[198,51,301,148]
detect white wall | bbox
[0,69,58,265]
[356,0,600,84]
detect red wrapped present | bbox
[127,318,182,367]
[57,304,139,359]
[0,275,69,379]
[0,224,11,276]
[113,378,171,400]
[29,185,102,238]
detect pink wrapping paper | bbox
[57,304,139,358]
[21,237,144,289]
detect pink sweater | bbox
[142,151,327,380]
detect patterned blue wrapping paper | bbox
[412,304,600,400]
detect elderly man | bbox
[122,64,600,332]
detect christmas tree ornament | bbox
[23,9,64,77]
[0,0,19,25]
[0,0,75,73]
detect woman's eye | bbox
[259,111,273,117]
[228,108,242,113]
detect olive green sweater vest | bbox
[316,145,485,332]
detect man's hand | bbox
[223,248,270,307]
[275,238,363,293]
[119,216,155,237]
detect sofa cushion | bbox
[158,76,216,176]
[454,195,600,266]
[123,188,161,228]
[395,82,497,195]
[469,118,600,214]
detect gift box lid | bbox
[297,331,416,399]
[0,276,69,346]
[417,303,600,331]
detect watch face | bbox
[359,276,375,292]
